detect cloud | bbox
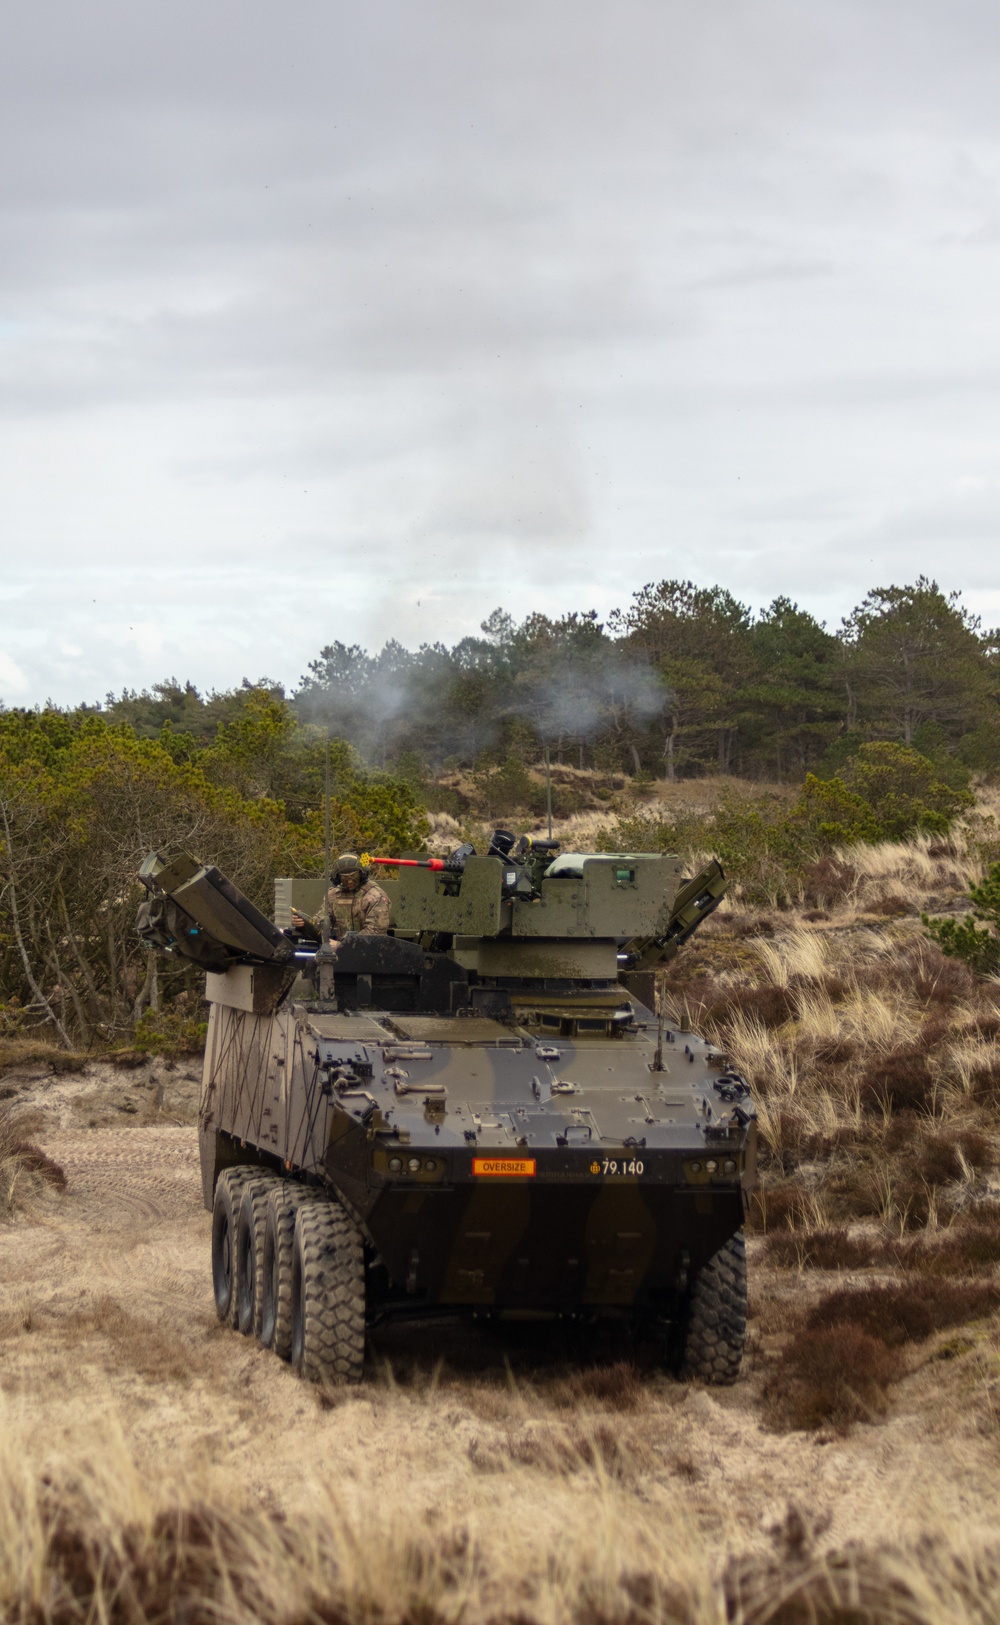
[3,0,1000,704]
[0,653,30,701]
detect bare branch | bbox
[0,796,73,1048]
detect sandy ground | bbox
[0,1053,202,1131]
[3,1112,1000,1564]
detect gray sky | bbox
[3,0,1000,706]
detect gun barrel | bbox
[369,857,448,871]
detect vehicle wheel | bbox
[678,1231,747,1385]
[260,1183,318,1358]
[211,1167,256,1327]
[235,1177,282,1338]
[290,1198,365,1383]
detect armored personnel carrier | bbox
[137,835,754,1385]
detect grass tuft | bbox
[1,1104,68,1216]
[764,1227,880,1271]
[0,1038,88,1074]
[552,1361,642,1412]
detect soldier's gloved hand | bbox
[289,911,321,943]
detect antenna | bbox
[545,743,552,840]
[323,726,332,946]
[316,725,336,999]
[652,973,665,1072]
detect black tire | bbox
[679,1231,747,1385]
[260,1183,318,1358]
[290,1198,365,1383]
[211,1167,256,1327]
[235,1177,282,1338]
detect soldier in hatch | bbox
[290,853,391,948]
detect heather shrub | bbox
[765,1325,903,1432]
[764,1228,881,1271]
[806,1280,1000,1346]
[859,1045,938,1115]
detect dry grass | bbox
[844,827,986,906]
[425,772,792,855]
[667,910,1000,1238]
[0,1037,88,1074]
[57,1295,195,1384]
[0,1104,66,1218]
[0,1054,202,1135]
[8,803,1000,1619]
[6,1402,1000,1624]
[763,1206,1000,1275]
[659,803,1000,1449]
[468,1415,653,1481]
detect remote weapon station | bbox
[137,830,754,1385]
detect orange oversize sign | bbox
[472,1157,537,1178]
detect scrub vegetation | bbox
[5,575,1000,1617]
[5,799,1000,1623]
[628,783,1000,1447]
[6,1426,1000,1625]
[0,1101,66,1217]
[0,705,426,1048]
[2,572,998,1050]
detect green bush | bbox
[598,789,811,907]
[470,755,546,820]
[925,862,1000,976]
[133,1007,208,1055]
[792,774,881,847]
[793,744,971,846]
[598,744,975,908]
[0,707,428,1051]
[841,742,973,838]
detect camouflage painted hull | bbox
[363,1177,743,1311]
[199,979,755,1319]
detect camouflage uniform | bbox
[313,877,391,939]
